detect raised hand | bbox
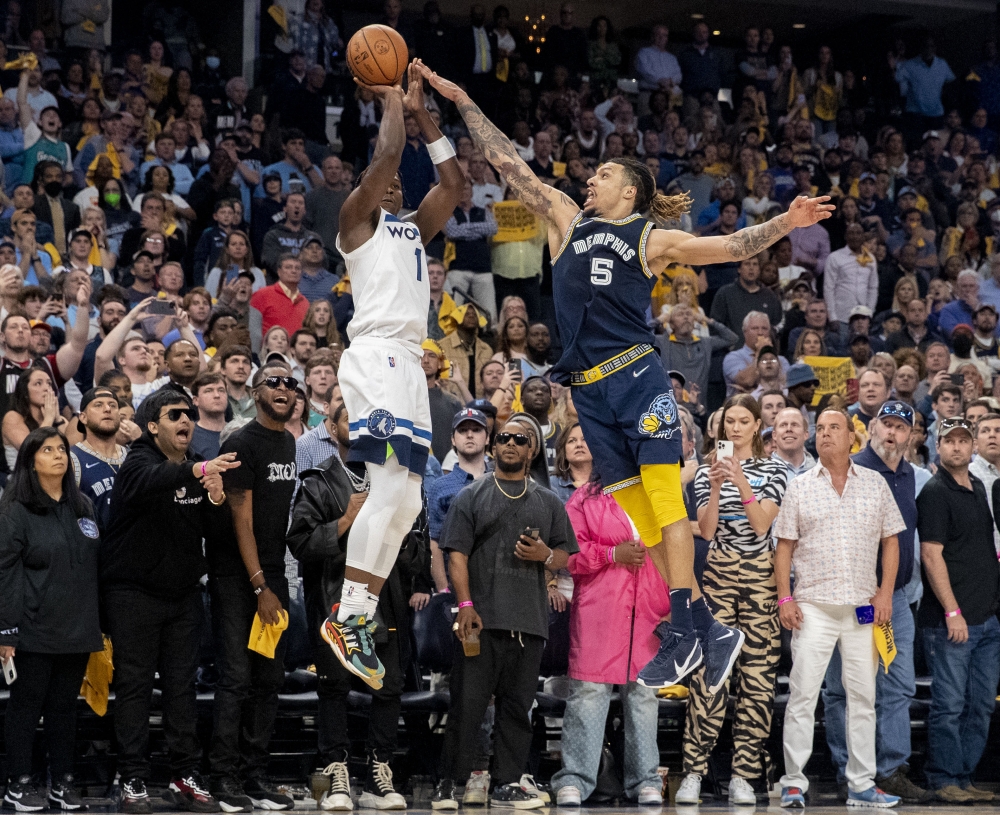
[787,195,835,228]
[353,74,403,99]
[403,60,425,114]
[413,60,463,102]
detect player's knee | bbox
[640,463,688,529]
[400,476,423,522]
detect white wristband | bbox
[427,135,457,165]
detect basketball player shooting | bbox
[326,60,464,688]
[417,63,833,690]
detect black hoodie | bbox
[101,433,222,598]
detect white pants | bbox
[445,269,497,323]
[780,602,878,794]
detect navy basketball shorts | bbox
[572,358,683,493]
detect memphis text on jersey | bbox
[571,231,638,263]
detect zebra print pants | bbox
[681,548,781,779]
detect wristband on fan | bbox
[458,600,474,609]
[427,135,457,164]
[741,495,757,505]
[201,461,208,477]
[945,607,962,618]
[607,546,616,564]
[778,596,794,606]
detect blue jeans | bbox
[550,680,661,800]
[822,590,915,781]
[923,615,1000,790]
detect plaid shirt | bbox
[295,14,340,71]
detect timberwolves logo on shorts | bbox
[639,393,679,439]
[368,409,397,440]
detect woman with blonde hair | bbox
[870,352,897,385]
[662,267,709,337]
[940,202,990,268]
[792,328,826,361]
[890,276,920,314]
[303,299,342,349]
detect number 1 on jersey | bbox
[414,247,423,281]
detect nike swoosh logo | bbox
[85,462,99,468]
[633,365,650,378]
[716,629,735,640]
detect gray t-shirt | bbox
[441,475,579,638]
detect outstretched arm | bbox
[404,60,465,243]
[648,196,835,266]
[415,63,579,236]
[338,78,407,254]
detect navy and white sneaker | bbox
[846,787,900,808]
[636,625,702,688]
[780,787,805,808]
[702,621,746,694]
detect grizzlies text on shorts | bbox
[550,212,682,491]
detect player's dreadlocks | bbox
[605,157,692,224]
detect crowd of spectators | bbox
[0,0,1000,811]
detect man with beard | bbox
[208,363,299,811]
[822,401,931,804]
[28,317,51,357]
[71,386,126,535]
[102,389,240,815]
[432,415,577,809]
[72,285,128,394]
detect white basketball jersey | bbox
[336,209,429,354]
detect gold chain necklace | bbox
[493,473,528,499]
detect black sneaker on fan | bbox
[243,778,293,811]
[47,775,85,811]
[211,778,253,814]
[3,776,46,813]
[116,778,153,815]
[358,760,406,810]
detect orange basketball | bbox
[347,24,408,86]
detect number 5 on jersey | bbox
[591,258,613,286]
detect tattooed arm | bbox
[648,195,834,267]
[415,62,580,236]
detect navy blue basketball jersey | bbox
[72,444,124,535]
[549,212,656,382]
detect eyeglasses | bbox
[161,407,197,422]
[144,237,164,244]
[495,432,530,447]
[261,375,298,390]
[878,401,914,424]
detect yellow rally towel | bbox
[421,338,452,378]
[874,620,896,674]
[656,685,689,699]
[80,635,114,716]
[248,610,289,659]
[331,274,351,296]
[267,3,289,34]
[439,301,487,335]
[511,382,523,413]
[443,239,456,269]
[3,52,38,71]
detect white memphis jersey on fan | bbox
[335,208,429,355]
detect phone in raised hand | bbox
[716,440,734,460]
[2,655,15,685]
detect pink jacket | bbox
[565,486,672,684]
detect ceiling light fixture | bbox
[793,22,805,28]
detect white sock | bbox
[365,592,379,619]
[338,579,368,622]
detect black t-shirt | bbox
[212,421,297,579]
[441,475,578,638]
[428,386,462,462]
[917,468,1000,627]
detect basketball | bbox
[347,24,408,86]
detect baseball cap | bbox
[132,249,155,262]
[303,235,324,248]
[922,130,940,141]
[786,363,819,389]
[850,333,871,345]
[262,171,281,184]
[897,186,918,198]
[938,416,974,439]
[757,344,778,359]
[668,369,687,388]
[859,172,877,182]
[976,303,998,316]
[466,398,498,419]
[79,386,118,412]
[452,408,488,431]
[762,426,774,441]
[68,227,92,243]
[849,305,873,320]
[28,319,51,334]
[237,269,256,283]
[876,400,914,426]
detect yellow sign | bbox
[874,620,897,674]
[492,200,539,243]
[803,356,853,405]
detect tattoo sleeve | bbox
[723,212,793,260]
[456,97,553,216]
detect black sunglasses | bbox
[161,407,197,422]
[496,432,530,447]
[260,375,298,390]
